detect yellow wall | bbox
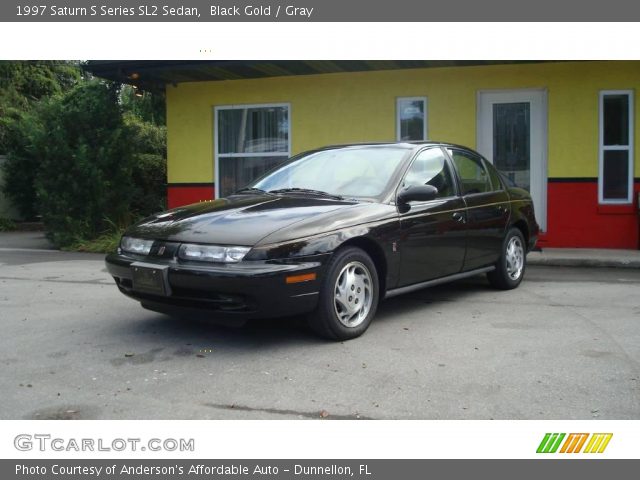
[166,61,640,184]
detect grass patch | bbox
[65,229,123,253]
[0,217,17,231]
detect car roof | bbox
[315,141,475,152]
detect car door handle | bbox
[452,212,465,223]
[496,205,508,214]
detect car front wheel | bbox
[487,227,526,290]
[308,247,379,340]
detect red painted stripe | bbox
[543,180,639,249]
[167,185,214,209]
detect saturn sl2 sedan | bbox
[105,142,539,340]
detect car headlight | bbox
[120,236,154,255]
[178,244,251,263]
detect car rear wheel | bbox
[487,227,526,290]
[308,247,379,340]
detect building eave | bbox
[84,60,552,92]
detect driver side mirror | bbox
[397,185,438,211]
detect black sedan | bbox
[105,142,539,340]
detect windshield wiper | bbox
[268,188,344,200]
[233,187,272,195]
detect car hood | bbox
[126,194,359,246]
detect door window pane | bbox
[397,97,427,141]
[403,148,455,198]
[492,102,530,191]
[449,150,493,195]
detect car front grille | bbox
[112,276,254,312]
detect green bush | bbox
[33,82,135,247]
[125,114,167,215]
[1,65,168,249]
[0,217,16,231]
[1,108,43,220]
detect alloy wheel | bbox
[333,261,373,328]
[505,236,524,280]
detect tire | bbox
[308,247,379,340]
[487,227,526,290]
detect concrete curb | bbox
[527,249,640,269]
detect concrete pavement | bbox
[1,245,639,420]
[0,231,53,250]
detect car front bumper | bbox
[105,252,328,321]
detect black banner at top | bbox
[2,0,640,21]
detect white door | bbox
[477,89,547,231]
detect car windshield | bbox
[251,146,409,199]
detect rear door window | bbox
[448,149,493,195]
[483,158,505,191]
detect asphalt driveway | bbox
[1,240,639,419]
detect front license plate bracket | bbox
[131,262,172,296]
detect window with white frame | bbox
[396,97,427,141]
[215,103,290,198]
[599,91,634,204]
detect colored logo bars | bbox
[537,433,613,454]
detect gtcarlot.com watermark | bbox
[14,434,195,452]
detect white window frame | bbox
[598,90,634,204]
[396,96,428,141]
[214,102,291,199]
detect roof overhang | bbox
[84,60,548,92]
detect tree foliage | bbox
[120,86,166,125]
[0,61,81,153]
